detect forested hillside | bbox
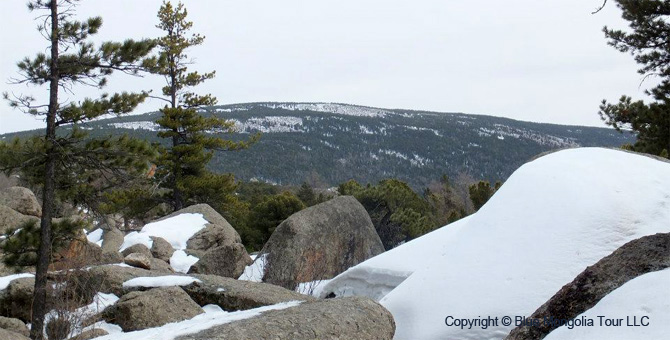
[1,102,633,188]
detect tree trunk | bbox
[30,2,59,339]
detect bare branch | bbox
[592,0,608,14]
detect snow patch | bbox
[120,213,208,252]
[122,276,201,288]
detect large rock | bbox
[100,228,124,264]
[0,316,29,337]
[71,264,164,298]
[124,253,152,270]
[51,230,102,271]
[505,232,670,340]
[177,297,395,340]
[0,187,41,217]
[0,205,39,234]
[259,196,384,289]
[163,204,242,251]
[103,286,203,331]
[100,228,124,254]
[150,236,175,262]
[121,243,151,258]
[183,274,313,311]
[0,278,34,321]
[188,243,252,278]
[0,328,29,340]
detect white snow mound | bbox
[329,148,670,340]
[122,276,201,288]
[119,213,208,252]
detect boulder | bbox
[102,286,203,331]
[183,274,313,311]
[150,258,175,273]
[0,328,29,340]
[100,228,124,254]
[259,196,384,289]
[0,205,39,234]
[124,253,152,270]
[121,243,151,258]
[0,278,34,321]
[150,236,175,262]
[51,230,102,270]
[505,232,670,340]
[0,316,29,337]
[161,204,241,251]
[71,264,164,298]
[188,243,252,278]
[0,187,41,217]
[176,296,395,340]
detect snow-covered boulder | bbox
[323,148,670,340]
[119,204,252,275]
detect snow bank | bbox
[544,268,670,340]
[169,250,200,274]
[92,300,302,340]
[119,213,208,252]
[320,216,470,300]
[45,292,119,338]
[0,273,34,290]
[86,228,103,244]
[332,148,670,340]
[238,253,267,282]
[122,276,201,288]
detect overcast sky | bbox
[0,0,651,134]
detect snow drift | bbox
[323,148,670,340]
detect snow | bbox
[86,228,103,244]
[44,292,119,338]
[324,148,670,340]
[238,254,267,282]
[122,276,201,288]
[320,216,471,301]
[169,250,199,274]
[0,273,34,290]
[120,213,208,252]
[92,301,302,340]
[296,279,332,297]
[544,268,670,340]
[262,103,392,118]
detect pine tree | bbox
[598,0,670,157]
[150,1,258,211]
[468,180,502,211]
[296,181,317,206]
[0,1,155,338]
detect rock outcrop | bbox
[103,286,203,331]
[0,205,39,234]
[0,327,29,340]
[259,196,384,289]
[0,316,29,337]
[505,232,670,340]
[0,187,41,217]
[0,278,35,321]
[150,236,175,262]
[124,253,153,270]
[183,274,313,311]
[177,297,395,340]
[188,243,252,278]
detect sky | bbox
[0,0,652,134]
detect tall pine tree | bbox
[598,0,670,157]
[150,1,257,211]
[0,1,155,338]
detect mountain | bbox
[0,102,634,189]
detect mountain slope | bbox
[1,102,634,188]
